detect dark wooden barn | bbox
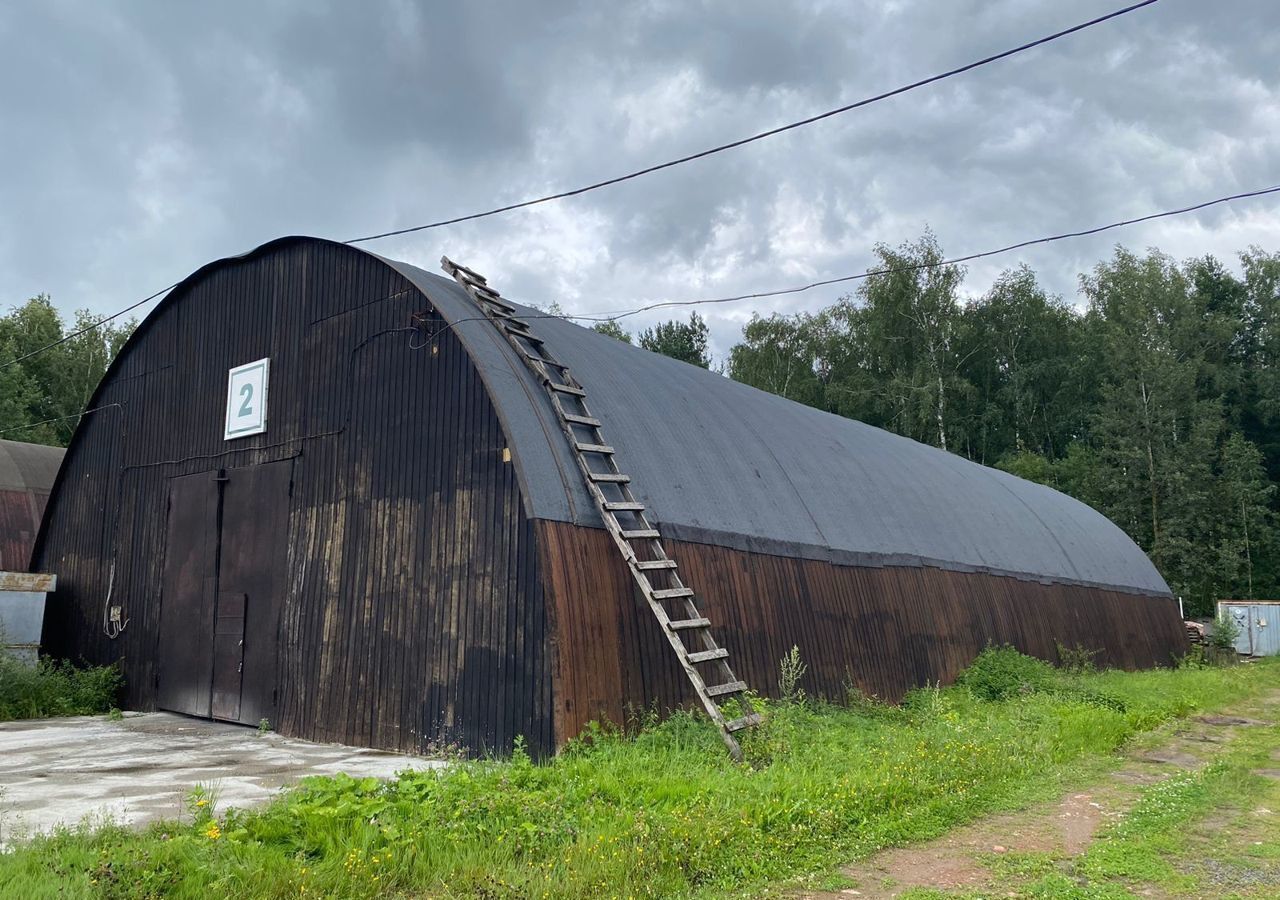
[37,236,1186,756]
[0,439,64,571]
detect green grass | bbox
[1016,713,1280,898]
[0,655,1274,899]
[0,653,121,722]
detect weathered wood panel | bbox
[36,240,551,756]
[537,520,1188,745]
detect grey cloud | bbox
[1,0,1277,359]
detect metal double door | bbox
[156,459,292,725]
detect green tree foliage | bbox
[638,312,711,368]
[727,238,1280,616]
[591,319,632,344]
[0,296,134,447]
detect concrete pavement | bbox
[0,712,444,846]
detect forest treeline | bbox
[5,236,1277,615]
[598,236,1280,616]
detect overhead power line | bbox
[342,0,1160,244]
[410,184,1280,344]
[577,183,1280,322]
[4,182,1276,377]
[0,0,1158,371]
[0,282,177,371]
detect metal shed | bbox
[0,439,63,571]
[0,439,64,662]
[36,237,1186,756]
[1218,601,1280,657]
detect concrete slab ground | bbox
[0,712,444,845]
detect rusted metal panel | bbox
[537,520,1189,746]
[0,440,64,572]
[37,241,552,757]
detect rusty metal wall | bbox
[35,241,552,756]
[537,520,1189,746]
[0,439,63,572]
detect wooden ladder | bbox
[441,257,761,761]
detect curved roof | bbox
[55,236,1169,598]
[0,439,63,495]
[0,438,64,571]
[377,253,1171,598]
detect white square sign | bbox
[224,358,269,440]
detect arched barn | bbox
[0,439,64,571]
[37,237,1185,756]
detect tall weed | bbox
[0,654,121,721]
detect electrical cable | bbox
[416,183,1280,335]
[0,282,176,371]
[580,183,1280,322]
[342,0,1160,244]
[0,1,1161,370]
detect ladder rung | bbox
[725,713,763,733]
[548,382,587,397]
[448,260,485,282]
[483,297,517,314]
[705,680,747,698]
[442,257,762,759]
[563,413,602,427]
[667,617,710,631]
[477,290,514,310]
[687,648,728,664]
[588,472,629,483]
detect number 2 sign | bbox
[225,358,270,440]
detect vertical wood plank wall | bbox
[537,521,1188,746]
[36,241,552,755]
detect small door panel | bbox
[211,592,247,721]
[218,459,292,726]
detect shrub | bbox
[1207,613,1241,652]
[956,645,1055,701]
[0,654,122,721]
[1054,641,1101,675]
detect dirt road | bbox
[801,688,1280,899]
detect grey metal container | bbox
[1218,600,1280,657]
[0,572,57,665]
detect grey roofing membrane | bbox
[381,254,1171,598]
[0,439,63,494]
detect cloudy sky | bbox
[1,0,1277,356]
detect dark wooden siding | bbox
[538,520,1188,745]
[36,241,551,756]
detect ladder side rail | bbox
[441,257,757,759]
